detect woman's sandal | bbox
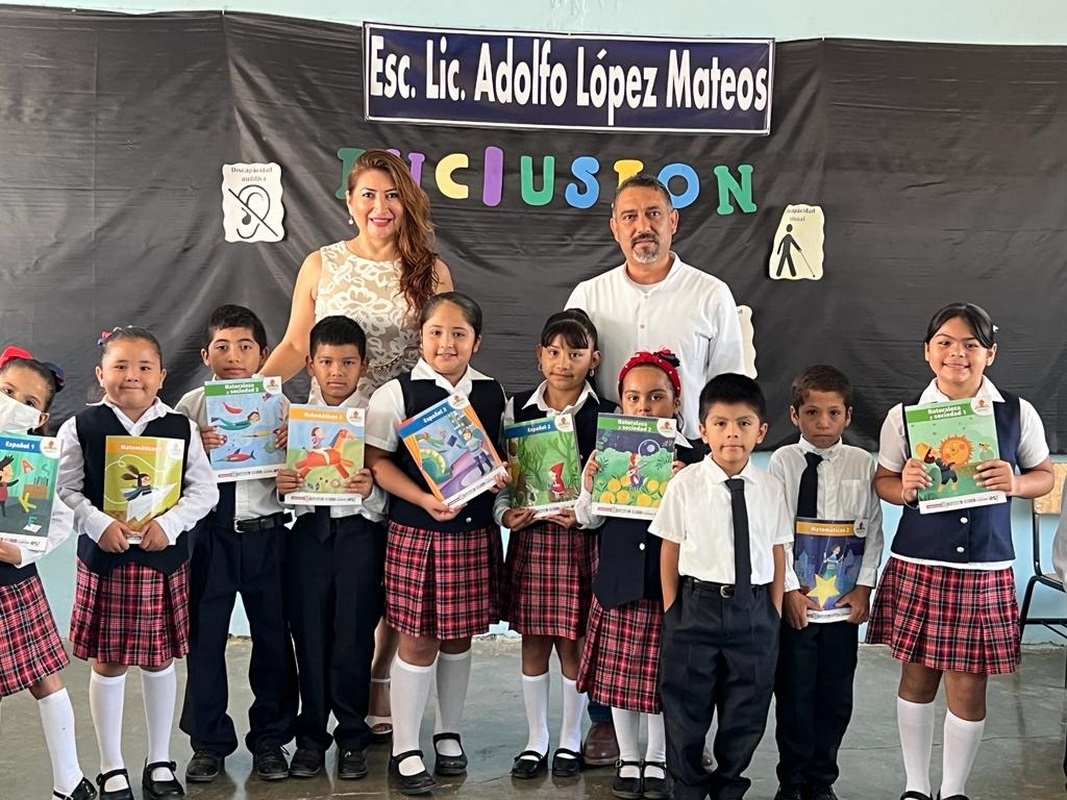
[368,677,393,743]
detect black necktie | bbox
[216,481,236,523]
[797,452,823,519]
[314,506,332,542]
[726,478,751,606]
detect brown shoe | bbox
[581,721,620,767]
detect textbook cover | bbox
[0,433,61,551]
[204,376,287,481]
[904,397,1004,514]
[397,393,506,508]
[103,436,184,538]
[503,413,581,516]
[792,518,868,623]
[591,414,677,520]
[285,404,365,506]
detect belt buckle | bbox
[719,585,735,598]
[234,519,245,533]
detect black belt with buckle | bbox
[681,575,764,598]
[234,512,292,533]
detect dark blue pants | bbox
[659,579,779,800]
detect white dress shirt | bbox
[648,456,792,584]
[57,398,219,544]
[565,254,747,434]
[768,437,884,592]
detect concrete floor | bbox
[2,638,1065,799]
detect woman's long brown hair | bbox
[347,149,439,314]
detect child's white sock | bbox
[519,672,550,759]
[557,677,587,760]
[392,656,435,776]
[38,688,84,796]
[611,707,642,779]
[433,649,471,757]
[644,712,667,779]
[897,696,935,795]
[89,671,127,792]
[940,710,984,797]
[141,664,177,782]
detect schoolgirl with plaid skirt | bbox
[867,303,1053,800]
[366,292,508,797]
[57,327,218,800]
[0,346,97,800]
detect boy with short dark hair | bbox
[275,315,388,781]
[768,365,883,800]
[651,373,791,800]
[177,304,298,783]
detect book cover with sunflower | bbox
[503,413,581,516]
[904,397,1004,514]
[591,414,676,520]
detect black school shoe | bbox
[641,761,672,800]
[288,747,324,778]
[810,786,840,800]
[253,747,290,781]
[184,751,223,783]
[141,761,184,800]
[389,749,435,796]
[337,748,369,780]
[95,769,133,800]
[53,776,97,800]
[551,747,583,778]
[432,732,468,776]
[900,793,933,800]
[510,750,548,779]
[774,785,807,800]
[611,760,643,800]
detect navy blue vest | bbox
[75,405,193,576]
[893,392,1021,563]
[388,372,506,532]
[592,438,705,609]
[509,386,616,464]
[0,559,37,587]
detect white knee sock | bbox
[520,672,550,759]
[940,710,985,797]
[392,656,436,776]
[612,707,642,779]
[38,688,84,795]
[141,664,177,781]
[89,671,127,792]
[644,712,667,779]
[897,696,935,795]
[434,649,471,757]
[558,677,587,758]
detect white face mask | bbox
[0,390,44,434]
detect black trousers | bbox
[286,513,385,753]
[179,520,298,756]
[774,620,858,789]
[660,579,779,800]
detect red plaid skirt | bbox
[504,521,597,638]
[866,557,1020,675]
[384,523,503,640]
[70,559,190,668]
[0,575,69,696]
[578,595,663,713]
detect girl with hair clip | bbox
[576,349,704,800]
[57,327,218,800]
[0,346,97,800]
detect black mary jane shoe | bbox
[900,793,933,800]
[54,776,97,800]
[432,732,468,776]
[611,759,644,800]
[550,747,583,778]
[641,761,673,800]
[389,749,436,796]
[141,761,184,800]
[510,749,548,779]
[95,769,133,800]
[937,795,970,800]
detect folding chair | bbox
[1018,462,1067,684]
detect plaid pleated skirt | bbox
[384,522,503,640]
[0,574,69,696]
[866,557,1020,675]
[69,559,191,668]
[578,595,663,714]
[503,521,597,639]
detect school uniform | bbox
[57,398,218,668]
[366,358,507,640]
[769,437,884,794]
[0,497,75,697]
[283,384,388,754]
[173,385,298,759]
[650,456,793,800]
[867,377,1049,675]
[495,381,613,639]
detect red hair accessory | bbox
[617,349,682,397]
[0,345,66,392]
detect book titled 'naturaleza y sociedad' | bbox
[397,393,506,507]
[103,436,184,540]
[285,404,365,506]
[0,433,61,551]
[204,376,287,481]
[904,397,1004,514]
[591,414,677,520]
[503,413,581,517]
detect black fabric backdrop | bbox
[1,8,1064,451]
